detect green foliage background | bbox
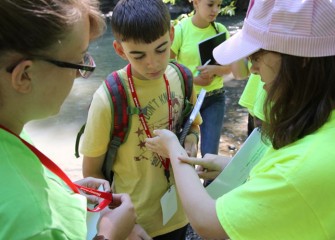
[163,0,237,19]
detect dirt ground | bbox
[218,77,249,156]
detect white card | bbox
[160,185,178,225]
[86,185,104,240]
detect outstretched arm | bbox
[179,153,231,180]
[146,130,229,239]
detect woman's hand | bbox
[179,154,231,180]
[98,193,136,240]
[127,224,152,240]
[75,177,110,191]
[145,129,181,158]
[75,177,110,204]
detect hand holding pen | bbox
[195,59,215,86]
[196,59,211,76]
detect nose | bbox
[249,63,259,75]
[146,55,158,69]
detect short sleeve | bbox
[171,22,183,56]
[80,85,112,156]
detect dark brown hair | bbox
[111,0,171,43]
[263,55,335,149]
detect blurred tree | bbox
[98,0,249,17]
[163,0,244,17]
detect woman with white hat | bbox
[146,0,335,239]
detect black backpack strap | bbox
[74,124,86,158]
[211,22,219,34]
[102,71,130,183]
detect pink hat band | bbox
[214,0,335,65]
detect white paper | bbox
[160,185,178,225]
[206,128,269,199]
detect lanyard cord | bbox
[126,64,172,183]
[0,125,112,212]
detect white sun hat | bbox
[213,0,335,65]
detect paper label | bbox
[160,185,178,225]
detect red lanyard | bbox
[126,64,172,182]
[0,125,112,212]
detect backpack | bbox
[75,61,194,183]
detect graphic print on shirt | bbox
[133,90,184,168]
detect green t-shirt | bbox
[216,110,335,239]
[0,129,87,239]
[238,73,266,121]
[171,17,230,94]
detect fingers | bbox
[75,177,111,192]
[109,193,131,209]
[178,155,206,166]
[101,180,111,192]
[86,194,100,205]
[197,170,221,180]
[152,129,165,136]
[144,140,155,150]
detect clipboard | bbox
[198,32,227,65]
[179,89,206,145]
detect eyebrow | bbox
[129,41,169,55]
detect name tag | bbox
[160,184,177,225]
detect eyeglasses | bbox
[6,53,96,79]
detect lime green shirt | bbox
[0,129,87,239]
[171,17,230,94]
[216,110,335,239]
[238,73,266,121]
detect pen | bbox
[203,59,211,66]
[196,59,211,76]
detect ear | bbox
[113,40,128,61]
[170,26,174,42]
[11,60,33,93]
[193,0,197,7]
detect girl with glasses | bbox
[0,0,135,239]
